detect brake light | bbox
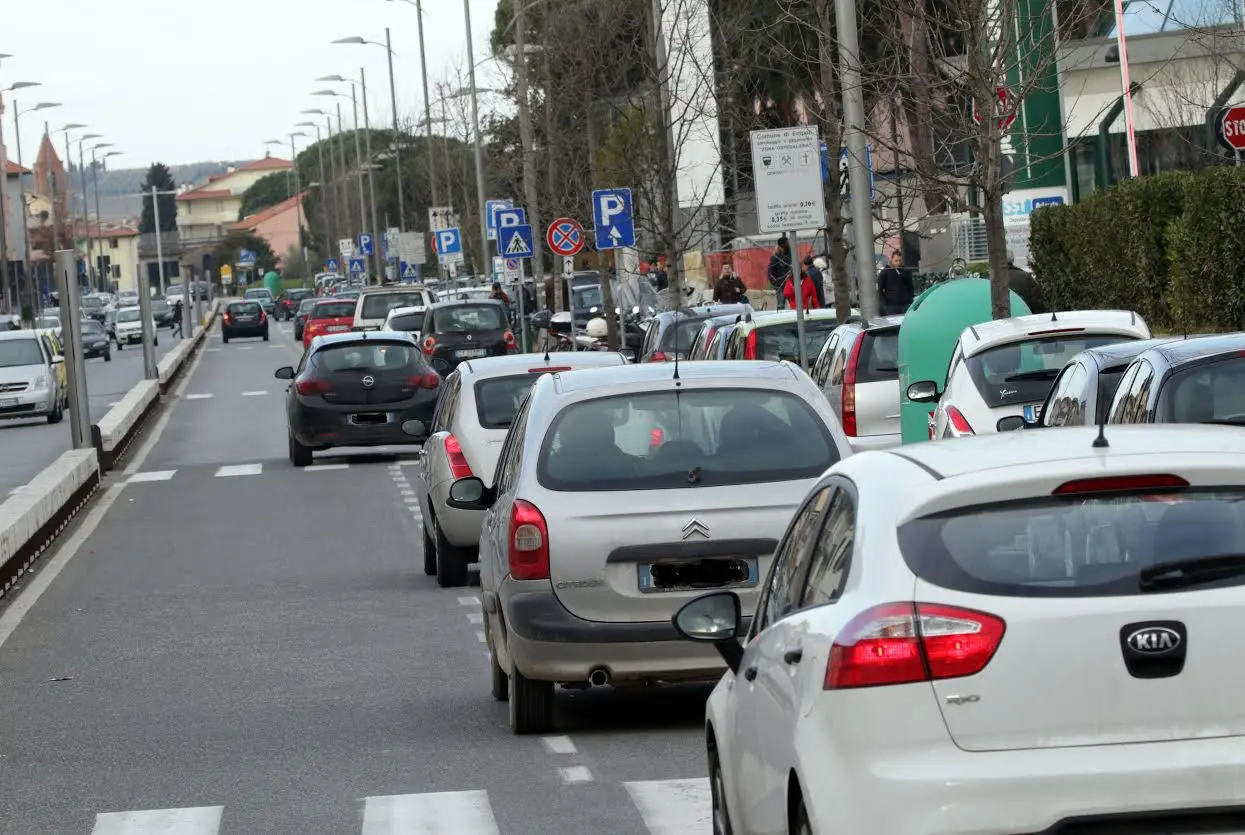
[259,311,267,324]
[406,372,440,390]
[649,351,668,363]
[295,378,332,396]
[503,330,517,350]
[650,427,664,448]
[842,335,865,436]
[1053,474,1189,495]
[444,434,474,479]
[744,330,758,360]
[508,500,550,581]
[945,405,974,436]
[422,335,437,355]
[223,313,232,324]
[529,367,571,373]
[825,602,1006,689]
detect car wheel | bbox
[222,335,230,344]
[104,348,111,361]
[46,399,63,424]
[263,329,269,342]
[435,522,470,588]
[507,664,553,735]
[791,796,812,835]
[709,745,735,835]
[421,520,437,576]
[489,622,509,702]
[289,433,313,467]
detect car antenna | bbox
[1092,411,1109,449]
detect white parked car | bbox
[353,286,436,332]
[382,305,425,338]
[675,424,1245,835]
[909,310,1149,439]
[113,306,158,348]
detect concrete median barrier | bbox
[0,449,100,600]
[94,379,160,471]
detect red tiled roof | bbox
[235,156,293,173]
[5,160,31,175]
[175,189,234,202]
[230,192,307,231]
[82,225,140,239]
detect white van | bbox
[352,286,437,331]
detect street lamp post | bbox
[296,121,331,257]
[387,0,440,209]
[52,123,87,299]
[93,150,122,290]
[315,81,369,254]
[83,141,112,291]
[462,0,491,276]
[0,79,43,319]
[11,100,60,302]
[288,131,309,264]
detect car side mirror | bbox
[996,415,1031,432]
[51,355,65,364]
[447,476,495,510]
[672,592,744,673]
[274,366,295,380]
[906,380,940,403]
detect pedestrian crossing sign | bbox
[503,224,534,259]
[401,261,419,280]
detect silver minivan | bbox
[445,361,853,733]
[812,316,904,451]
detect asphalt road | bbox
[0,327,180,496]
[0,319,710,834]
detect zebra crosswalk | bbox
[85,780,710,834]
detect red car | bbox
[302,299,357,348]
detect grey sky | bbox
[2,0,503,169]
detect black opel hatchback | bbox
[275,332,440,467]
[419,300,515,373]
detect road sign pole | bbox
[517,258,528,353]
[789,229,808,371]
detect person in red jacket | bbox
[782,271,821,311]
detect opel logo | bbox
[362,375,375,389]
[1126,626,1181,654]
[466,333,473,342]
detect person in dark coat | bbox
[1006,252,1044,313]
[713,262,748,304]
[767,237,792,310]
[877,250,915,316]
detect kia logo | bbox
[1126,626,1181,654]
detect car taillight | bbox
[503,330,517,350]
[444,434,474,479]
[259,311,267,324]
[842,335,865,436]
[744,330,758,360]
[295,378,332,396]
[945,405,974,436]
[825,602,1006,690]
[223,313,232,324]
[649,351,668,363]
[422,335,437,355]
[1053,474,1188,495]
[406,372,441,390]
[508,500,549,581]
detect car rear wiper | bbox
[1003,370,1059,382]
[1201,418,1245,426]
[872,366,899,373]
[1138,554,1245,591]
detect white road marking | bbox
[475,630,487,643]
[127,470,177,483]
[91,805,223,835]
[305,463,350,472]
[361,791,500,835]
[540,735,577,755]
[269,344,285,349]
[467,612,484,624]
[558,766,594,784]
[241,390,268,397]
[236,346,254,351]
[206,348,220,352]
[624,779,713,834]
[108,401,120,407]
[185,393,214,400]
[214,463,262,478]
[457,596,478,607]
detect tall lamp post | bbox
[461,0,491,275]
[51,122,87,295]
[287,131,309,264]
[0,79,43,318]
[314,81,369,250]
[10,99,59,300]
[385,0,440,208]
[333,32,406,230]
[93,150,123,290]
[83,141,112,291]
[317,73,380,280]
[296,121,332,253]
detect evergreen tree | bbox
[139,163,177,234]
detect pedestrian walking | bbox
[172,300,183,338]
[1006,250,1045,313]
[782,270,821,311]
[877,250,915,316]
[803,256,827,308]
[767,237,792,310]
[712,262,748,304]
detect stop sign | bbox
[972,86,1017,133]
[1220,105,1245,151]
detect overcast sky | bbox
[2,0,504,169]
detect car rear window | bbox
[287,289,311,301]
[968,334,1135,408]
[431,304,505,333]
[898,487,1245,597]
[312,302,355,319]
[474,374,549,429]
[117,308,142,322]
[538,388,838,491]
[81,297,103,309]
[152,300,170,313]
[855,327,900,383]
[659,317,709,354]
[244,289,270,299]
[298,299,318,313]
[386,313,423,332]
[229,302,262,315]
[81,320,105,335]
[311,342,424,372]
[360,292,426,319]
[754,321,837,362]
[1158,355,1245,424]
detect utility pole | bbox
[514,0,546,309]
[349,85,367,248]
[336,103,349,241]
[13,103,34,305]
[416,0,441,208]
[463,0,490,277]
[55,249,90,449]
[0,99,11,315]
[145,185,163,378]
[360,68,383,281]
[385,27,406,229]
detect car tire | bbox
[489,625,509,702]
[435,523,470,588]
[263,330,269,342]
[791,796,812,835]
[289,433,313,467]
[421,521,437,576]
[709,745,735,835]
[46,399,63,424]
[507,664,553,735]
[222,335,230,344]
[104,349,111,361]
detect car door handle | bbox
[783,648,803,665]
[743,666,758,681]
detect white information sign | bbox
[338,238,355,258]
[749,126,825,234]
[395,231,426,266]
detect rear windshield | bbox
[152,300,170,313]
[244,289,270,299]
[431,305,505,333]
[475,374,548,429]
[311,302,355,319]
[968,334,1134,408]
[0,338,44,366]
[36,317,60,329]
[754,321,837,362]
[1158,355,1245,424]
[117,308,142,322]
[228,303,261,315]
[361,291,426,319]
[571,285,603,311]
[899,487,1245,597]
[538,388,838,491]
[81,320,105,335]
[81,297,103,309]
[287,289,311,301]
[659,317,709,355]
[386,313,423,332]
[311,342,423,372]
[856,328,900,383]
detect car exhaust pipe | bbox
[588,668,610,687]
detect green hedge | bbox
[1030,167,1245,331]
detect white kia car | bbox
[674,423,1245,835]
[908,310,1149,439]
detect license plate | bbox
[1023,404,1042,423]
[637,558,759,593]
[0,397,17,408]
[237,316,255,322]
[350,412,393,425]
[457,348,488,359]
[326,325,349,332]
